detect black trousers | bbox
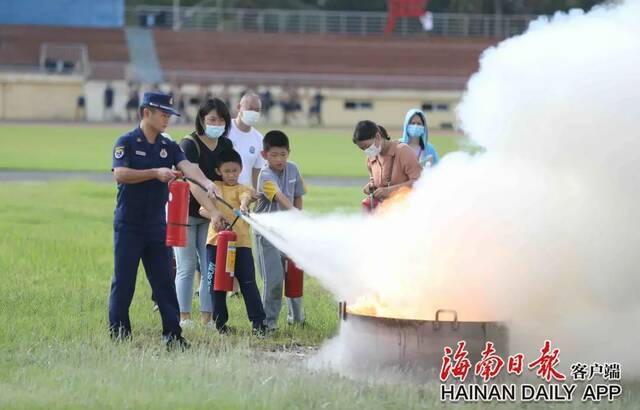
[109,222,181,339]
[206,245,266,329]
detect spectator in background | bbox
[125,88,139,122]
[104,83,115,122]
[279,89,291,125]
[221,85,232,112]
[260,88,274,123]
[399,108,439,168]
[289,87,302,124]
[308,89,324,126]
[170,84,188,124]
[75,95,86,122]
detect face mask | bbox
[242,110,260,126]
[205,124,225,139]
[407,124,425,139]
[364,140,381,157]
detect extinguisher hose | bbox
[185,176,255,225]
[184,177,287,243]
[184,177,237,211]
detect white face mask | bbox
[205,124,224,139]
[242,110,260,126]
[364,140,381,157]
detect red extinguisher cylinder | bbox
[361,195,380,214]
[284,258,304,298]
[214,230,237,292]
[166,179,190,247]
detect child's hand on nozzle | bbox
[239,204,249,214]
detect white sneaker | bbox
[204,321,217,330]
[179,319,195,329]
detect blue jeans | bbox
[174,216,211,314]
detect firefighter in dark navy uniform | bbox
[109,92,220,349]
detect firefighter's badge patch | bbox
[114,146,124,159]
[160,148,168,158]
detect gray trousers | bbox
[255,233,304,329]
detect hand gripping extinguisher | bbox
[284,258,304,298]
[361,191,380,214]
[166,172,190,247]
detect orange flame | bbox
[374,186,413,214]
[347,293,501,322]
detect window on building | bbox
[422,102,450,112]
[344,100,373,110]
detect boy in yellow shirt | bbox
[200,149,267,335]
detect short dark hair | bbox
[263,130,290,151]
[216,148,243,169]
[352,120,379,144]
[139,105,156,119]
[378,125,390,140]
[196,98,231,137]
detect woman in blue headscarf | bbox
[399,108,439,168]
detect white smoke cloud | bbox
[250,0,640,377]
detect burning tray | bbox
[338,301,509,374]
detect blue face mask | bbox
[205,124,225,140]
[407,124,425,139]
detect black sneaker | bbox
[217,324,234,335]
[165,335,191,351]
[110,327,131,343]
[252,323,269,338]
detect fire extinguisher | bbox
[166,173,190,247]
[284,258,304,298]
[213,229,237,292]
[361,192,381,214]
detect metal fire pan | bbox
[338,301,509,371]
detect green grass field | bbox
[1,124,637,409]
[0,181,443,409]
[0,124,467,177]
